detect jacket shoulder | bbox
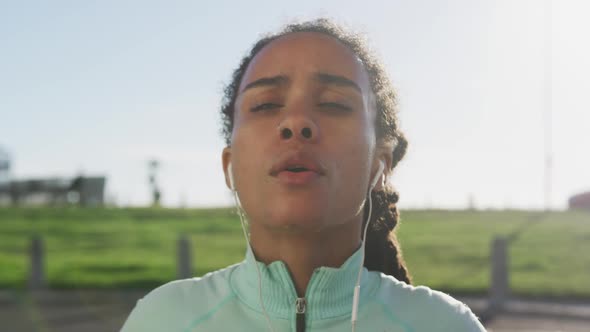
[120,263,240,332]
[374,273,486,331]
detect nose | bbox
[278,115,320,143]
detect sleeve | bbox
[119,282,188,332]
[120,296,178,332]
[440,301,487,332]
[120,298,148,332]
[412,286,487,332]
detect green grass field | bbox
[0,207,588,298]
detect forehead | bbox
[239,32,371,93]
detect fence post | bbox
[177,235,192,279]
[28,236,45,289]
[488,236,509,314]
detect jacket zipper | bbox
[295,297,306,332]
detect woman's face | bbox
[223,32,386,232]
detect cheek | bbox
[335,147,372,196]
[326,115,375,163]
[229,124,275,216]
[326,127,374,195]
[231,138,266,186]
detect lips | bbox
[269,152,324,176]
[269,151,325,185]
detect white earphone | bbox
[228,162,236,191]
[351,159,385,332]
[229,160,383,195]
[370,160,385,192]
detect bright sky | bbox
[1,0,589,210]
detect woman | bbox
[121,18,486,331]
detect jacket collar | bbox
[230,245,379,320]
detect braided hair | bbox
[220,18,411,284]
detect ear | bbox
[372,143,394,191]
[222,146,233,190]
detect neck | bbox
[249,218,362,297]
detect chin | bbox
[264,199,329,232]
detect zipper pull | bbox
[295,298,306,314]
[295,298,306,332]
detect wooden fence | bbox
[25,235,510,317]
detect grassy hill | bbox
[0,207,588,298]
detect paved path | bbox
[1,291,589,331]
[0,290,140,332]
[460,296,590,332]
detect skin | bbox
[222,32,393,296]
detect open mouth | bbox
[286,166,310,173]
[269,152,325,180]
[270,155,323,185]
[278,165,319,185]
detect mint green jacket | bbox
[121,248,486,331]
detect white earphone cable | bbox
[231,161,382,332]
[352,160,383,332]
[231,184,276,332]
[351,189,373,332]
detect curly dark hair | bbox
[220,18,411,284]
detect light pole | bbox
[148,159,162,207]
[543,0,553,211]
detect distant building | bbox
[0,176,106,207]
[568,191,590,210]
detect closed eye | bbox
[250,103,283,112]
[318,102,353,112]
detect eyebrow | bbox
[240,75,288,93]
[313,72,362,93]
[239,72,362,94]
